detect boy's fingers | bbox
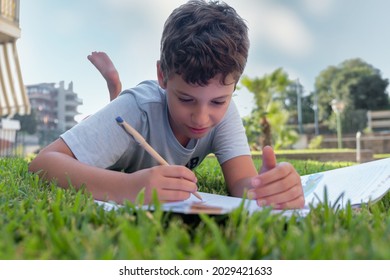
[154,166,198,193]
[159,189,194,202]
[260,145,277,174]
[158,165,197,183]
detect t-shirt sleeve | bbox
[60,94,140,169]
[211,101,251,164]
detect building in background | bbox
[1,0,30,156]
[26,81,83,145]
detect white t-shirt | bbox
[61,80,250,172]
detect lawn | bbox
[1,156,390,259]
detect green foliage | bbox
[240,69,298,148]
[242,113,261,149]
[1,157,390,259]
[284,81,314,124]
[241,68,290,113]
[373,154,390,160]
[312,58,389,132]
[12,111,38,135]
[308,135,323,149]
[267,101,299,149]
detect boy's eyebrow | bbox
[175,90,191,96]
[175,90,233,99]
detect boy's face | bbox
[157,63,235,147]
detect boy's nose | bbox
[191,106,209,127]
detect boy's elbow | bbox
[28,146,52,175]
[28,153,44,174]
[28,138,73,174]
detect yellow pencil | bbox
[116,116,203,201]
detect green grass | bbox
[374,154,390,160]
[1,156,390,259]
[251,149,356,155]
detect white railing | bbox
[0,118,20,156]
[367,110,390,131]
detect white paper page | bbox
[95,158,390,215]
[95,192,308,216]
[160,192,258,214]
[95,193,258,214]
[302,158,390,207]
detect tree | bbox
[283,80,314,125]
[240,68,296,148]
[9,111,37,135]
[312,58,389,133]
[350,74,389,110]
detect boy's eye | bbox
[212,100,226,105]
[178,97,193,103]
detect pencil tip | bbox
[115,116,123,123]
[194,192,203,201]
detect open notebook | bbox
[95,157,390,216]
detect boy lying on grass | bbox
[29,0,304,209]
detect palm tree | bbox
[240,68,290,148]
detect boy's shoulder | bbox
[120,80,165,106]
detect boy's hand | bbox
[132,165,198,204]
[247,146,305,209]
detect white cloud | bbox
[240,1,314,58]
[261,4,313,57]
[100,0,184,18]
[300,0,336,18]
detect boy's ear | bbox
[156,61,167,89]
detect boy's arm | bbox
[221,155,257,197]
[221,146,305,209]
[28,138,198,204]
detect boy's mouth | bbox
[188,126,209,135]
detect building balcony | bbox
[0,0,21,42]
[65,110,80,118]
[28,92,53,101]
[65,97,83,107]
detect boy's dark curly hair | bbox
[159,0,249,86]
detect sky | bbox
[17,0,390,121]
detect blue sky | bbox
[17,0,390,120]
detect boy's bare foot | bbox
[87,51,122,101]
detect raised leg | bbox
[87,51,122,101]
